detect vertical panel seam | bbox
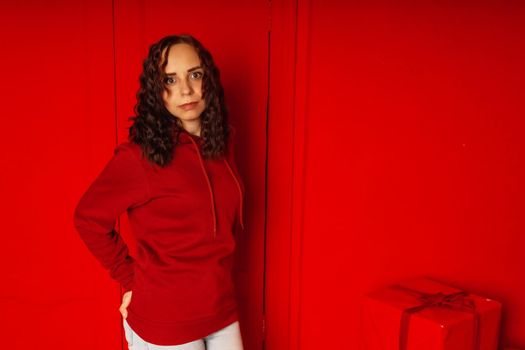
[111,1,125,350]
[262,2,272,347]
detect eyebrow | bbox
[165,66,203,76]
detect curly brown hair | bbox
[128,34,231,167]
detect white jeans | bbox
[123,319,244,350]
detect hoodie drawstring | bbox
[188,136,244,239]
[188,137,218,238]
[223,158,245,231]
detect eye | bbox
[190,71,203,79]
[164,76,175,85]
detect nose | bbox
[179,77,193,95]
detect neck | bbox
[179,119,201,137]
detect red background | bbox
[267,1,524,349]
[0,1,523,349]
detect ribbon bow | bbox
[392,284,480,350]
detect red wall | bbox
[0,1,122,348]
[1,1,523,349]
[267,0,525,349]
[0,1,267,349]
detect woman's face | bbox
[161,43,206,124]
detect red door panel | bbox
[0,1,267,349]
[113,1,269,350]
[267,1,525,349]
[0,0,121,349]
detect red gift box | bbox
[362,277,502,350]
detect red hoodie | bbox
[73,126,245,345]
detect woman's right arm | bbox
[73,143,150,293]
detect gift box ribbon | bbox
[392,284,480,350]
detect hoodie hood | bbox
[176,129,245,239]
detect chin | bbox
[180,112,202,119]
[175,114,203,123]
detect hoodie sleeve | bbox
[73,143,150,293]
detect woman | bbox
[73,34,245,350]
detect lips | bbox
[179,101,198,111]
